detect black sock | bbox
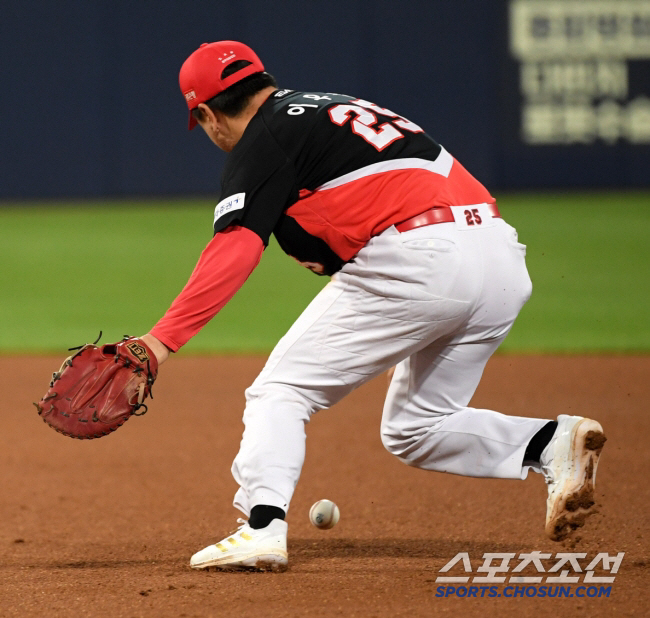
[248,505,286,529]
[523,421,558,466]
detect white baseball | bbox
[309,499,340,529]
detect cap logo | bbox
[184,90,197,101]
[219,51,236,64]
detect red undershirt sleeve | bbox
[149,225,264,352]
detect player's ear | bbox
[199,104,233,137]
[196,103,218,130]
[210,108,231,134]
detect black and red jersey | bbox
[213,89,494,275]
[151,89,496,351]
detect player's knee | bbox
[380,415,449,469]
[382,429,441,470]
[380,422,415,461]
[244,381,316,419]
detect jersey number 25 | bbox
[328,99,423,151]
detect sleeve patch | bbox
[214,193,246,225]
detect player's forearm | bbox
[145,226,264,362]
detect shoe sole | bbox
[546,419,607,541]
[191,551,288,572]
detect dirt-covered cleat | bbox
[541,415,607,541]
[190,518,288,571]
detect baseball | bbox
[309,499,340,529]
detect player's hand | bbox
[140,333,171,365]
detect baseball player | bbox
[138,41,606,571]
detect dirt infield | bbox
[1,355,648,617]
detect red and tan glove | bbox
[34,335,158,439]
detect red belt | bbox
[395,203,501,233]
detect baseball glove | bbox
[34,334,158,439]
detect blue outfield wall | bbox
[1,0,649,199]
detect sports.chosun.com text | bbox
[435,585,611,598]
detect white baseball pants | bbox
[231,216,548,515]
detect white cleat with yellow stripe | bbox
[190,518,288,571]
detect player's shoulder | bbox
[264,89,354,115]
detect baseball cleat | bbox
[190,518,288,571]
[541,415,607,541]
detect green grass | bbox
[0,192,648,354]
[497,191,649,352]
[0,200,326,353]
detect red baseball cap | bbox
[179,41,265,130]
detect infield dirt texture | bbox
[1,354,648,617]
